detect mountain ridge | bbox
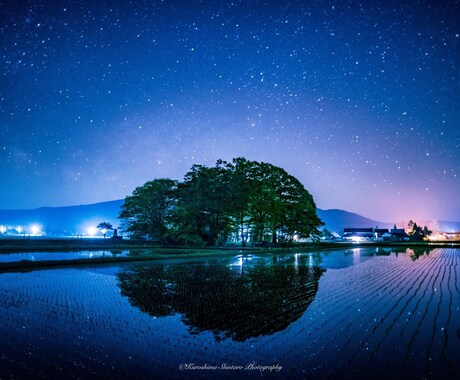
[0,200,458,235]
[316,208,394,233]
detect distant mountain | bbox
[0,200,123,236]
[316,209,393,234]
[0,201,458,236]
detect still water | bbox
[0,249,130,262]
[0,247,458,379]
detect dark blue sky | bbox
[1,0,459,222]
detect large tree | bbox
[170,161,235,246]
[119,178,176,243]
[226,158,254,246]
[97,221,113,238]
[231,158,323,244]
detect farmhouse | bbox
[342,227,389,242]
[382,228,410,242]
[342,226,411,242]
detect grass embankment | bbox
[0,237,363,254]
[0,238,459,272]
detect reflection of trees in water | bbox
[341,247,435,260]
[380,247,434,260]
[406,248,432,261]
[117,258,325,342]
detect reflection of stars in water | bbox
[0,1,458,221]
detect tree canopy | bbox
[96,221,113,238]
[119,178,177,243]
[119,158,323,246]
[407,220,432,241]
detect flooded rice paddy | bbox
[0,249,130,262]
[0,247,458,379]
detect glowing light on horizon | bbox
[87,227,97,236]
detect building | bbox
[382,228,410,242]
[342,227,389,242]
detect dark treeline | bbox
[119,157,323,246]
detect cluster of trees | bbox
[407,220,432,241]
[119,157,323,246]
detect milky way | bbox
[1,0,458,222]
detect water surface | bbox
[0,249,130,262]
[0,247,458,379]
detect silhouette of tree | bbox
[97,221,113,238]
[407,220,432,241]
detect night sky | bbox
[1,0,459,222]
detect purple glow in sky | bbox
[1,0,459,222]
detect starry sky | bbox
[1,0,459,222]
